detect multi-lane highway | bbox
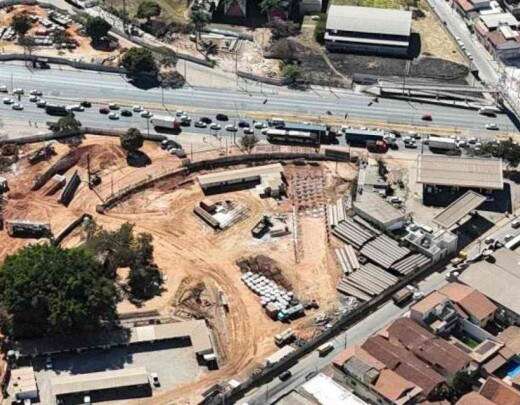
[0,62,516,142]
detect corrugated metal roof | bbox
[51,367,149,397]
[324,33,410,47]
[433,191,486,229]
[326,5,412,37]
[417,155,503,190]
[197,163,283,187]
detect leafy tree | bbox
[282,63,302,86]
[11,14,32,38]
[52,29,71,45]
[85,16,112,44]
[0,244,119,339]
[122,47,158,77]
[120,127,144,154]
[136,0,162,21]
[314,14,326,44]
[134,232,154,265]
[260,0,282,13]
[54,113,81,133]
[128,263,163,300]
[240,133,259,154]
[477,137,520,168]
[267,19,300,40]
[190,9,210,44]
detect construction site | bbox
[0,136,359,403]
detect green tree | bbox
[128,263,163,300]
[11,14,32,38]
[314,14,326,44]
[136,0,162,21]
[260,0,282,13]
[122,47,158,77]
[54,113,81,133]
[282,63,302,86]
[477,137,520,168]
[0,244,119,339]
[85,16,112,44]
[240,133,259,154]
[120,127,144,154]
[190,9,210,44]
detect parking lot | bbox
[31,340,204,404]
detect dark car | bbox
[216,113,229,121]
[194,121,207,128]
[121,109,133,117]
[238,120,250,128]
[279,371,292,381]
[422,114,432,121]
[200,117,212,124]
[243,127,254,135]
[80,101,92,108]
[99,107,109,114]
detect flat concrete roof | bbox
[51,367,149,397]
[417,155,503,189]
[353,192,405,227]
[326,5,412,37]
[459,249,520,315]
[480,12,518,29]
[432,191,486,229]
[197,163,283,188]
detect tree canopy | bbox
[190,9,210,36]
[0,244,119,339]
[314,14,326,44]
[282,63,302,86]
[136,0,162,20]
[120,127,144,154]
[85,16,112,44]
[240,133,259,154]
[53,113,81,133]
[122,47,158,77]
[260,0,282,13]
[11,14,32,37]
[476,138,520,168]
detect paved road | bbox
[0,63,515,141]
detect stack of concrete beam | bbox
[241,272,295,317]
[337,262,399,301]
[335,245,360,275]
[40,174,66,196]
[332,217,376,249]
[392,253,431,276]
[219,206,249,229]
[194,206,220,229]
[327,198,347,228]
[59,171,81,206]
[360,234,410,270]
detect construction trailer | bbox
[6,220,51,238]
[251,216,273,238]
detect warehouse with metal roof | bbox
[325,5,412,56]
[51,367,151,403]
[417,155,503,190]
[432,191,486,229]
[353,192,406,231]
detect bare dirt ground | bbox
[0,135,355,404]
[0,5,132,63]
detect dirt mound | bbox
[236,255,292,290]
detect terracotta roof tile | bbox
[410,292,447,315]
[439,283,474,302]
[480,377,520,405]
[333,345,385,370]
[459,290,497,322]
[457,391,495,405]
[373,368,421,401]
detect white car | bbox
[30,89,42,96]
[66,104,84,112]
[226,124,238,132]
[254,121,266,129]
[210,123,221,130]
[485,123,499,130]
[3,97,14,105]
[12,103,23,110]
[0,85,7,93]
[141,110,153,118]
[243,127,254,135]
[108,103,119,110]
[12,88,24,95]
[36,99,47,108]
[108,112,119,120]
[132,105,143,112]
[29,95,39,102]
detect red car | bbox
[422,114,432,121]
[99,107,109,114]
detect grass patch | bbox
[331,0,405,9]
[102,0,188,23]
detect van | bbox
[512,219,520,229]
[279,370,292,381]
[317,342,334,356]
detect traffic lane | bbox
[0,63,513,132]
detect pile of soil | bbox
[236,255,292,290]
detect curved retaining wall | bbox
[96,152,344,212]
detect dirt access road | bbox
[0,136,355,403]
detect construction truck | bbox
[427,137,459,153]
[366,140,388,154]
[274,328,295,346]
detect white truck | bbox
[150,116,180,130]
[427,137,459,152]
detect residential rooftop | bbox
[480,376,520,405]
[439,282,497,322]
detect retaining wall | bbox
[237,71,288,86]
[52,213,92,246]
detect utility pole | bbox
[122,0,127,33]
